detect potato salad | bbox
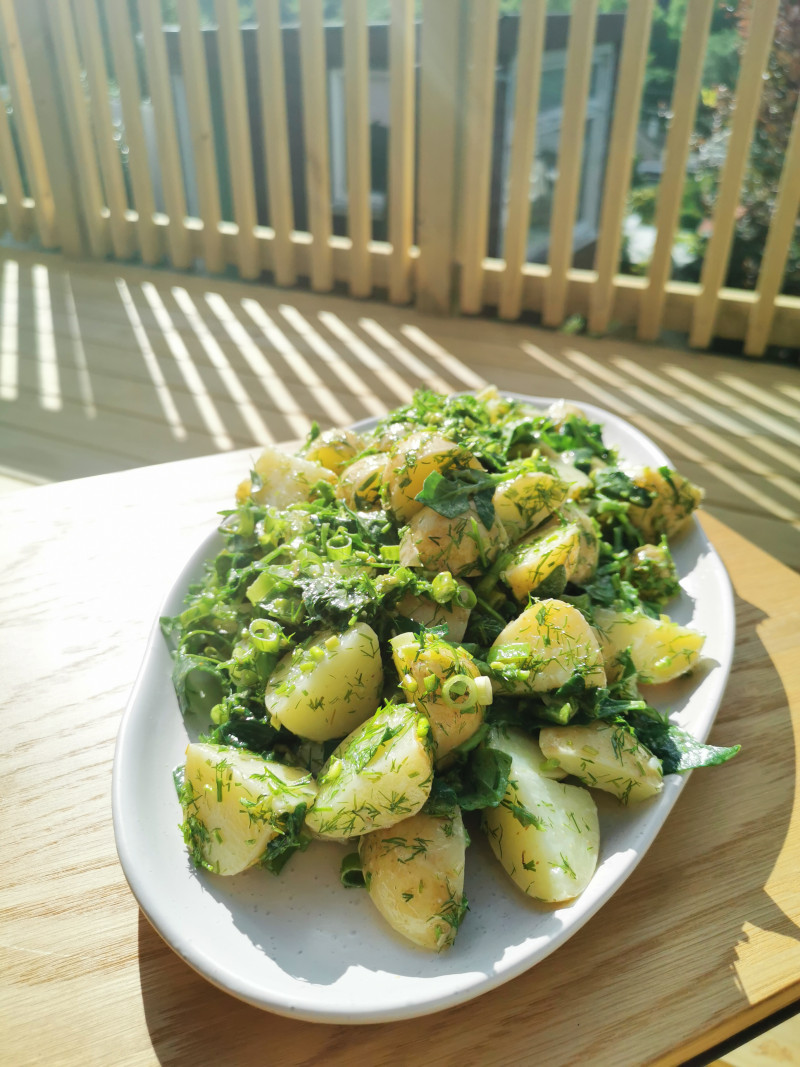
[163,388,738,952]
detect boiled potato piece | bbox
[180,743,317,876]
[592,607,705,684]
[493,470,567,541]
[400,502,508,577]
[265,623,383,742]
[625,465,704,542]
[395,587,472,644]
[489,599,606,693]
[391,631,492,762]
[623,541,680,605]
[485,725,567,780]
[305,703,434,840]
[382,431,482,523]
[501,516,580,600]
[483,731,599,902]
[539,446,593,498]
[560,502,601,586]
[540,721,663,804]
[236,446,335,506]
[335,453,386,510]
[303,428,363,473]
[359,810,467,951]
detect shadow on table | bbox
[136,591,799,1067]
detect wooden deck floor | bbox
[1,247,799,569]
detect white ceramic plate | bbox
[112,397,735,1024]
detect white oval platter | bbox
[112,396,735,1024]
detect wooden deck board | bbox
[1,249,798,571]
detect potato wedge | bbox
[501,516,580,600]
[625,465,704,542]
[305,703,434,840]
[236,446,335,506]
[359,810,468,951]
[303,428,363,473]
[391,631,492,763]
[592,607,705,684]
[400,502,508,577]
[382,431,482,523]
[493,470,567,541]
[180,743,317,876]
[483,731,599,902]
[265,623,383,742]
[489,599,606,693]
[335,453,386,510]
[539,721,663,804]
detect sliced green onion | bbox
[309,645,325,662]
[248,619,283,653]
[380,544,401,562]
[423,673,439,694]
[474,676,493,705]
[442,675,478,710]
[340,853,366,889]
[230,663,259,687]
[431,571,457,604]
[400,673,418,694]
[456,584,478,610]
[324,635,340,652]
[246,570,277,606]
[326,534,352,561]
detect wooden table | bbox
[3,447,799,1067]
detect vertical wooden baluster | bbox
[254,0,296,286]
[139,0,193,269]
[542,0,599,328]
[215,0,260,279]
[416,0,461,315]
[175,0,225,273]
[458,0,500,315]
[298,0,334,292]
[74,0,133,258]
[689,0,779,349]
[343,0,372,298]
[0,52,30,241]
[744,97,800,357]
[50,0,109,258]
[498,0,546,322]
[388,0,414,305]
[104,0,162,265]
[637,0,714,342]
[588,0,653,335]
[0,0,57,246]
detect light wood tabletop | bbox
[2,436,798,1067]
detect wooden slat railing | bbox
[0,0,798,357]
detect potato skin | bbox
[264,623,383,742]
[181,743,317,876]
[359,810,467,951]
